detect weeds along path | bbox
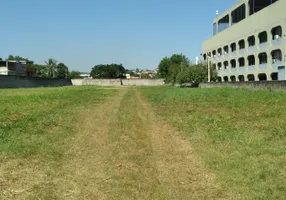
[58,87,224,200]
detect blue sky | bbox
[0,0,237,71]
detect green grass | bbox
[0,86,116,159]
[140,86,286,200]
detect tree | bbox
[69,71,81,79]
[45,58,57,78]
[177,62,218,84]
[57,63,69,78]
[33,64,49,77]
[140,73,151,79]
[90,64,125,79]
[157,57,171,79]
[157,54,190,84]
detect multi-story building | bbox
[0,60,27,76]
[202,0,285,82]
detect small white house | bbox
[0,60,27,76]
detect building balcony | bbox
[223,53,229,59]
[216,55,223,62]
[230,51,237,57]
[248,65,256,71]
[248,46,256,53]
[258,63,268,69]
[239,49,245,54]
[239,67,246,73]
[258,42,268,50]
[272,61,283,69]
[231,68,237,73]
[271,38,282,46]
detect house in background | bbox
[0,60,27,76]
[79,72,91,79]
[142,69,157,78]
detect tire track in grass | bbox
[134,88,226,200]
[99,87,225,199]
[50,87,225,199]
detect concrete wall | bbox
[122,79,164,86]
[71,79,165,86]
[72,79,122,86]
[0,75,72,88]
[200,81,286,91]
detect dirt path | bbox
[1,87,225,199]
[56,87,224,200]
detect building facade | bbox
[202,0,285,82]
[0,60,27,76]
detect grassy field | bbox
[0,86,285,199]
[140,86,286,199]
[0,86,117,199]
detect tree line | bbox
[1,55,82,79]
[157,54,217,85]
[90,64,152,79]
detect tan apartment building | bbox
[0,60,27,76]
[202,0,285,81]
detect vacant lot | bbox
[0,86,285,199]
[140,86,286,199]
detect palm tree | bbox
[45,58,57,78]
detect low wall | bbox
[72,79,165,86]
[0,75,72,89]
[200,81,286,91]
[72,79,121,86]
[122,79,164,86]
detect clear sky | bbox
[0,0,237,72]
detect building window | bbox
[203,54,206,61]
[259,31,268,44]
[223,61,229,69]
[231,4,246,24]
[0,61,7,67]
[238,57,245,67]
[248,55,256,66]
[231,59,236,68]
[248,36,255,47]
[218,77,222,82]
[223,45,229,54]
[238,75,245,81]
[218,15,230,32]
[272,26,282,40]
[249,0,278,16]
[212,50,217,58]
[247,74,255,81]
[271,49,282,63]
[258,52,267,64]
[213,23,217,36]
[258,73,267,81]
[218,62,222,70]
[238,40,245,49]
[271,73,278,80]
[224,76,229,82]
[231,43,237,52]
[230,76,236,82]
[218,48,222,57]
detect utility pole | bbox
[207,53,211,82]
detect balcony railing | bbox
[248,65,256,71]
[248,46,256,53]
[271,38,282,46]
[258,63,268,69]
[258,42,267,50]
[239,67,246,72]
